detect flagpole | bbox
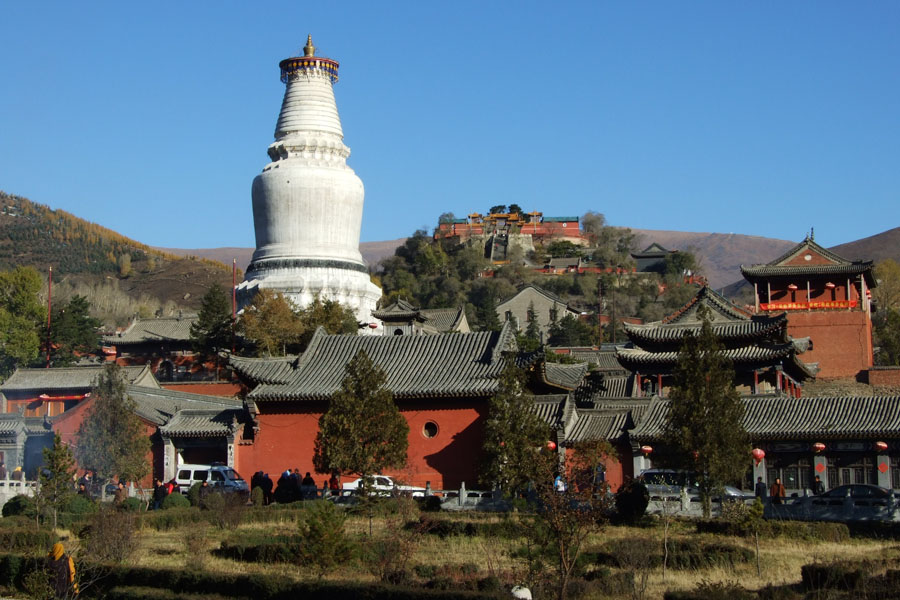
[46,266,52,368]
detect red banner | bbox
[761,300,858,311]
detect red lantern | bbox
[499,441,505,448]
[368,323,378,329]
[691,450,700,461]
[812,442,826,453]
[787,284,798,290]
[876,441,888,452]
[640,445,653,457]
[825,282,836,289]
[751,448,766,465]
[546,441,557,451]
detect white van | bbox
[174,463,249,495]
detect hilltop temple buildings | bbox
[236,36,381,326]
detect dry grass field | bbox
[45,504,900,600]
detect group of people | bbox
[755,475,827,504]
[151,478,181,509]
[0,461,25,481]
[251,469,342,504]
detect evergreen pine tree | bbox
[663,305,749,517]
[313,350,409,478]
[49,295,101,366]
[38,433,76,529]
[75,364,150,487]
[481,360,550,493]
[190,283,233,374]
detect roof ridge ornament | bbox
[303,34,316,57]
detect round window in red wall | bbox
[423,421,439,438]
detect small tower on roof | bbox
[237,36,382,327]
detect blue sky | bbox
[1,2,897,249]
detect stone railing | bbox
[0,478,37,510]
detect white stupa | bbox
[237,36,381,325]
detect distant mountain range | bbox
[4,189,895,312]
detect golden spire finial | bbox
[303,35,316,57]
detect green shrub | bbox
[600,537,753,571]
[187,483,203,507]
[200,491,224,512]
[665,579,755,600]
[1,495,34,518]
[64,494,98,515]
[141,506,203,531]
[298,501,355,578]
[0,529,56,552]
[216,534,303,563]
[161,493,191,510]
[121,497,145,512]
[696,518,849,542]
[801,560,868,592]
[250,486,265,507]
[615,480,649,523]
[418,495,442,512]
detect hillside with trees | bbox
[0,191,236,325]
[377,211,701,338]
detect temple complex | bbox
[741,233,876,379]
[617,286,817,398]
[236,36,381,325]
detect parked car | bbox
[341,475,426,497]
[639,469,752,501]
[174,463,249,495]
[810,484,895,506]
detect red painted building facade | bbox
[742,235,875,379]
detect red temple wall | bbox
[52,398,157,487]
[869,367,900,386]
[235,400,487,490]
[160,382,242,397]
[787,311,873,379]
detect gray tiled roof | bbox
[742,396,900,440]
[662,286,752,325]
[124,385,241,426]
[624,314,788,344]
[372,300,423,321]
[419,307,466,332]
[0,417,24,435]
[548,348,626,373]
[1,366,158,392]
[591,376,635,398]
[740,237,875,285]
[234,323,518,402]
[530,396,567,427]
[499,284,569,308]
[159,408,242,437]
[103,316,197,345]
[630,396,900,441]
[617,343,802,367]
[741,263,873,279]
[565,409,633,443]
[230,356,299,384]
[768,237,854,267]
[542,362,590,391]
[616,344,818,379]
